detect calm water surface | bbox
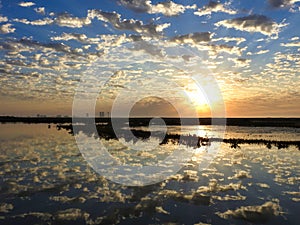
[0,124,299,225]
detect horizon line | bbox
[1,116,300,119]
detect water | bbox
[0,123,299,225]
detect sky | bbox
[0,0,299,117]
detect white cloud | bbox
[51,33,89,43]
[34,7,45,15]
[170,32,244,56]
[194,1,237,16]
[281,41,300,47]
[229,58,251,67]
[88,9,170,35]
[0,15,8,23]
[0,23,15,34]
[217,201,281,221]
[131,41,164,57]
[215,15,285,37]
[51,33,128,53]
[149,1,196,17]
[212,36,246,45]
[208,44,244,56]
[14,38,84,57]
[247,49,270,55]
[119,0,196,16]
[13,9,170,35]
[19,1,35,7]
[55,13,91,28]
[118,0,150,13]
[256,49,270,54]
[97,34,127,48]
[14,17,53,26]
[268,0,300,8]
[171,32,212,44]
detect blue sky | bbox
[0,0,299,117]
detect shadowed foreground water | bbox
[0,124,299,225]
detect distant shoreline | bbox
[0,116,300,128]
[57,124,300,150]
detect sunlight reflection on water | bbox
[0,124,299,225]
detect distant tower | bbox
[86,113,89,117]
[107,112,110,118]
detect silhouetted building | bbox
[37,114,47,118]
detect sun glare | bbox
[184,83,211,115]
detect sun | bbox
[184,83,211,116]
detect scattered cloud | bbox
[0,23,15,34]
[148,1,196,17]
[118,0,196,16]
[34,7,45,15]
[281,41,300,47]
[215,14,285,37]
[55,13,91,28]
[14,12,92,28]
[14,17,53,26]
[96,34,127,49]
[229,58,251,67]
[207,44,244,56]
[51,33,89,43]
[4,38,83,57]
[18,1,35,7]
[256,49,270,54]
[0,1,299,116]
[171,32,212,44]
[212,36,246,45]
[0,16,8,23]
[268,0,300,8]
[290,36,299,41]
[247,49,270,55]
[170,32,244,56]
[194,1,237,16]
[131,41,164,57]
[88,9,170,35]
[128,34,144,42]
[118,0,150,13]
[216,201,281,221]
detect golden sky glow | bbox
[0,1,299,117]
